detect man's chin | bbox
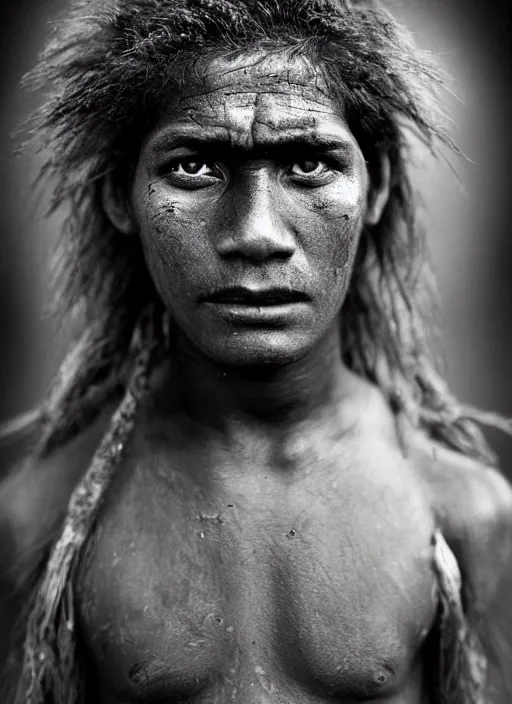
[197,329,316,369]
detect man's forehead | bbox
[148,50,352,152]
[180,49,331,100]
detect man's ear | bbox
[102,173,136,235]
[364,152,391,226]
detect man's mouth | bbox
[203,287,311,306]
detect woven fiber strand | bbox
[433,530,488,703]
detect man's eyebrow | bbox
[148,128,353,155]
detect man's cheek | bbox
[139,203,198,263]
[307,210,362,272]
[304,221,362,314]
[142,237,217,312]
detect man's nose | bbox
[215,174,296,263]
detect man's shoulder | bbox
[411,433,512,611]
[0,407,113,587]
[411,435,512,538]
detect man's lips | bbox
[202,287,311,306]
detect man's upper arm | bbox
[0,478,21,684]
[418,440,512,613]
[0,409,112,688]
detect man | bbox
[1,0,511,702]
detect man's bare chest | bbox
[77,450,438,703]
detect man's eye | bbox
[170,160,218,177]
[290,160,331,178]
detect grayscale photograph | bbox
[0,1,511,702]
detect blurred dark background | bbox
[0,0,511,696]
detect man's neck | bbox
[152,324,368,450]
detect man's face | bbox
[127,51,378,366]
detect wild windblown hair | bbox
[5,0,511,702]
[23,0,508,463]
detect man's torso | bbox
[77,393,439,703]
